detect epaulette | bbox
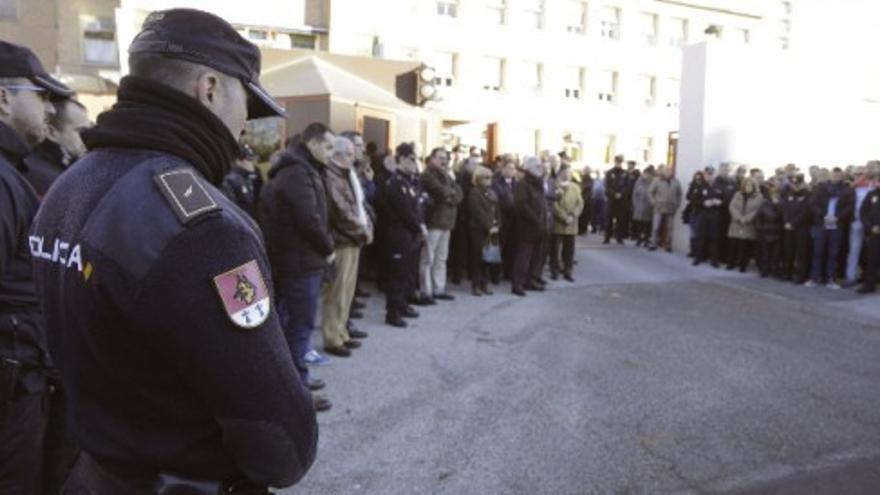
[153,167,221,225]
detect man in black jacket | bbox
[384,143,424,327]
[221,143,263,221]
[23,98,90,199]
[30,10,318,492]
[604,155,628,244]
[806,168,853,289]
[0,39,73,494]
[781,175,812,283]
[857,184,880,293]
[261,122,335,409]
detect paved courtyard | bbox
[285,238,880,495]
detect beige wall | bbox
[56,0,120,75]
[0,0,59,70]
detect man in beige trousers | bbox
[321,137,373,357]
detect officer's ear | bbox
[194,71,224,109]
[0,86,12,117]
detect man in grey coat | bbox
[647,165,683,251]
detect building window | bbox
[0,0,17,20]
[640,75,656,106]
[564,66,584,99]
[81,16,117,66]
[429,51,457,87]
[603,134,617,164]
[640,13,658,45]
[564,1,587,34]
[781,1,792,15]
[600,6,620,40]
[732,28,749,44]
[290,33,316,49]
[248,29,269,41]
[669,17,688,47]
[486,0,506,25]
[482,57,504,92]
[779,37,790,50]
[640,137,653,163]
[780,19,791,34]
[665,78,680,109]
[523,0,544,29]
[598,70,617,103]
[437,0,458,18]
[520,61,542,94]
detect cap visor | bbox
[32,74,74,101]
[246,81,286,119]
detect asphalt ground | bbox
[283,237,880,495]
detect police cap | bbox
[0,40,74,101]
[129,8,285,119]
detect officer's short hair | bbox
[429,147,448,160]
[301,122,332,144]
[129,53,237,94]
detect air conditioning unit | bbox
[567,25,583,34]
[599,92,615,102]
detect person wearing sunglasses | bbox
[0,39,74,494]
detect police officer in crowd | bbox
[29,9,317,492]
[603,154,628,244]
[0,39,74,494]
[22,97,91,199]
[384,143,425,327]
[857,184,880,293]
[691,171,726,267]
[221,143,264,221]
[781,174,812,284]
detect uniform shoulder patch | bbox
[154,167,220,225]
[213,260,271,330]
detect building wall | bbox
[0,0,59,70]
[323,0,795,168]
[57,0,120,75]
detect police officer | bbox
[29,9,317,492]
[221,143,263,221]
[692,173,726,267]
[384,143,424,328]
[0,40,74,493]
[603,154,628,244]
[857,184,880,294]
[781,175,812,284]
[23,98,91,198]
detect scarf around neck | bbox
[81,76,239,185]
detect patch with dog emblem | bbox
[154,168,220,225]
[213,260,271,329]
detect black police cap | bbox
[0,40,74,101]
[129,8,285,119]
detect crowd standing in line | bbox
[2,7,880,493]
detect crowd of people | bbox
[2,7,880,493]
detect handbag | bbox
[482,233,502,264]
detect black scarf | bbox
[81,76,239,185]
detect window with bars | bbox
[0,0,17,20]
[640,13,658,45]
[564,67,584,99]
[437,0,458,18]
[564,1,587,34]
[669,17,688,47]
[82,16,117,66]
[523,0,544,29]
[486,0,506,25]
[482,57,504,92]
[600,6,620,40]
[598,70,617,103]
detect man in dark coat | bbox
[491,160,517,281]
[511,157,547,296]
[806,167,853,288]
[781,175,813,283]
[23,98,91,199]
[857,184,880,293]
[603,154,628,244]
[221,143,263,221]
[0,39,74,493]
[30,10,318,491]
[261,122,336,410]
[578,166,594,235]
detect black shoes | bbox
[401,306,420,318]
[349,328,368,339]
[306,377,325,391]
[524,284,545,292]
[386,314,408,327]
[349,310,364,320]
[344,340,361,349]
[324,346,351,357]
[563,274,575,282]
[512,287,527,296]
[434,293,455,301]
[351,299,365,310]
[410,295,436,306]
[312,393,332,412]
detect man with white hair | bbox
[511,157,548,295]
[321,136,373,356]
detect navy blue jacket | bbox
[260,145,333,279]
[23,139,70,199]
[30,148,317,487]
